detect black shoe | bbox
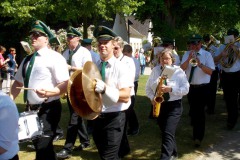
[27,144,35,150]
[53,133,64,142]
[194,139,201,148]
[227,123,235,130]
[74,143,90,151]
[170,155,178,160]
[127,129,139,136]
[56,149,71,159]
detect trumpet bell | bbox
[189,58,198,67]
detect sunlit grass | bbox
[16,75,228,160]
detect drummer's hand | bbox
[35,89,48,99]
[94,78,106,94]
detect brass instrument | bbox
[153,76,166,117]
[189,51,198,67]
[220,37,240,68]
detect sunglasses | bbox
[30,32,46,38]
[114,47,120,50]
[67,35,77,39]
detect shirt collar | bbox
[36,46,48,56]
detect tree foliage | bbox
[135,0,240,49]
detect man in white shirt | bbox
[57,26,92,159]
[10,20,69,160]
[92,25,133,160]
[181,34,215,147]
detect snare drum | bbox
[18,111,43,142]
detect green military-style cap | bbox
[188,34,202,44]
[30,20,53,38]
[227,28,239,37]
[93,26,118,40]
[66,26,82,37]
[82,39,93,46]
[30,20,60,45]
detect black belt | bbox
[98,111,123,119]
[27,99,60,111]
[222,70,240,75]
[190,83,208,88]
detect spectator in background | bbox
[0,46,10,91]
[0,90,19,160]
[6,48,18,94]
[134,49,139,59]
[139,48,146,75]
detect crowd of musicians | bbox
[0,19,240,160]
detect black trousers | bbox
[188,84,209,141]
[32,99,62,160]
[222,70,240,127]
[125,95,139,132]
[63,97,89,151]
[9,154,19,160]
[157,99,182,160]
[92,111,125,160]
[206,67,219,114]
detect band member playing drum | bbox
[181,34,215,147]
[10,20,69,160]
[92,26,133,160]
[214,28,240,129]
[146,48,189,160]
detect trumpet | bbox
[189,51,198,67]
[153,76,166,117]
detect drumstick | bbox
[16,87,56,93]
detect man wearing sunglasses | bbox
[57,26,92,159]
[181,34,215,147]
[10,20,69,160]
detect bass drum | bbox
[18,111,43,143]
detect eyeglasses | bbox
[114,47,120,50]
[30,32,46,39]
[161,57,172,61]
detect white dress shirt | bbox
[96,56,134,113]
[146,65,189,101]
[62,46,92,75]
[181,48,215,85]
[15,47,69,104]
[215,42,240,72]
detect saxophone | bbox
[153,76,166,117]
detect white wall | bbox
[130,37,142,55]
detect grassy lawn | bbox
[15,75,228,160]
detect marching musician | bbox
[92,26,133,160]
[214,28,240,129]
[181,34,215,147]
[10,20,69,160]
[57,27,91,159]
[146,48,189,160]
[113,37,136,158]
[203,34,220,114]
